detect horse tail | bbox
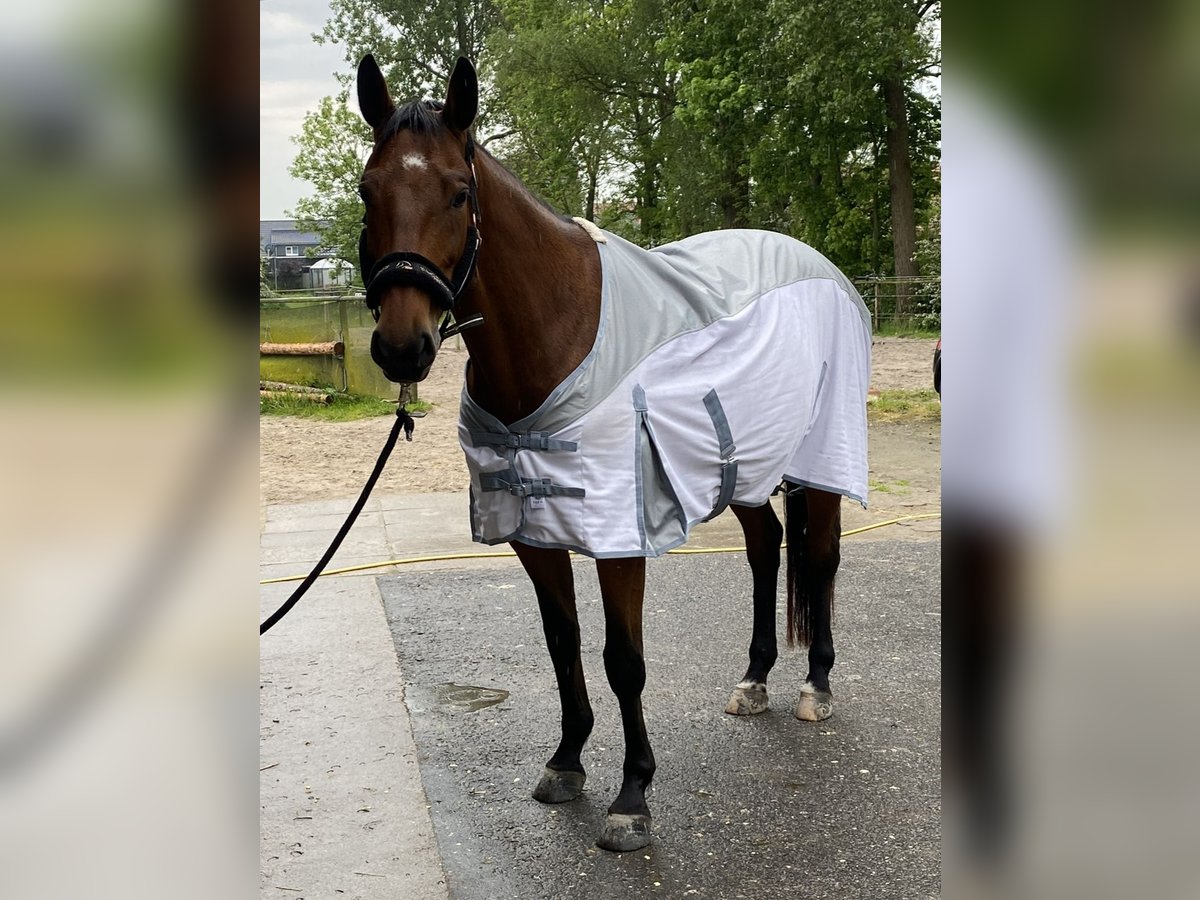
[784,484,812,647]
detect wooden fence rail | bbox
[259,341,344,357]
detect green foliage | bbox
[288,94,373,268]
[318,0,503,98]
[287,0,940,284]
[490,0,680,244]
[260,256,277,297]
[912,192,941,328]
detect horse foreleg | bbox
[725,501,783,715]
[789,487,842,722]
[595,556,655,852]
[512,541,594,803]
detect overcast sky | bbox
[260,0,346,219]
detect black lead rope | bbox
[260,405,415,635]
[268,130,488,635]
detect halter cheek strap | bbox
[361,135,485,340]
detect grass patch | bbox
[873,322,941,339]
[260,390,433,422]
[868,389,941,423]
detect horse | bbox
[355,54,871,852]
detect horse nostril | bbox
[418,331,437,366]
[370,330,389,367]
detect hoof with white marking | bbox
[532,767,585,804]
[725,681,769,716]
[793,682,834,722]
[597,813,652,852]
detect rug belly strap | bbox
[468,430,579,452]
[701,388,739,522]
[479,471,586,499]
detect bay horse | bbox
[356,55,870,852]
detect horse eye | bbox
[452,189,469,209]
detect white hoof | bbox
[793,682,833,722]
[725,681,769,716]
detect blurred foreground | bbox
[0,1,257,897]
[945,2,1200,898]
[0,0,1197,897]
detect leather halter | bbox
[359,134,485,340]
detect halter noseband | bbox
[360,133,485,341]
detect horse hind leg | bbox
[512,542,594,803]
[725,501,783,716]
[785,486,841,722]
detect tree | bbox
[912,190,940,329]
[288,94,373,274]
[487,22,616,218]
[490,0,679,244]
[766,0,940,302]
[291,0,509,267]
[288,0,940,306]
[660,0,938,286]
[317,0,503,100]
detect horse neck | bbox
[457,151,601,425]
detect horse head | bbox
[356,54,479,383]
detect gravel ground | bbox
[259,337,938,508]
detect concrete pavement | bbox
[260,490,939,898]
[259,494,485,899]
[380,543,940,899]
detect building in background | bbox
[260,219,352,292]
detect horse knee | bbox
[541,615,580,659]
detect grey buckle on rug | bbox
[470,431,579,452]
[479,472,586,499]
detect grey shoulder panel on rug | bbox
[460,227,869,437]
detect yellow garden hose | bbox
[260,512,939,586]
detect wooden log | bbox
[260,380,328,394]
[259,341,344,357]
[260,390,330,404]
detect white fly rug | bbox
[458,227,872,558]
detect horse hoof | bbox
[597,813,652,852]
[793,683,833,722]
[725,681,769,715]
[532,767,585,804]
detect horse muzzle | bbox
[370,329,438,383]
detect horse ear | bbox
[442,57,478,132]
[357,54,394,132]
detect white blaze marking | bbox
[401,153,428,170]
